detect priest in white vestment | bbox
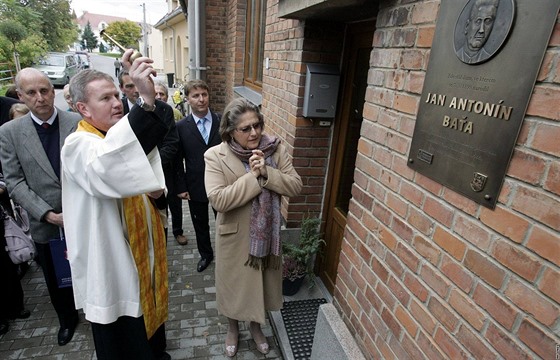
[61,50,171,360]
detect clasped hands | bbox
[250,150,268,179]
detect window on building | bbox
[244,0,266,91]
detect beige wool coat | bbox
[204,141,302,324]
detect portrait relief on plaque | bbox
[454,0,515,65]
[409,0,559,208]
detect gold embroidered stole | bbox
[76,120,168,338]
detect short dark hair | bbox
[220,97,264,142]
[184,79,209,96]
[4,85,18,99]
[118,70,130,86]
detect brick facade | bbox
[262,3,345,226]
[221,0,343,226]
[223,0,246,105]
[214,0,559,358]
[205,0,228,112]
[331,2,560,359]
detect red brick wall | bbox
[261,0,305,226]
[333,1,560,359]
[214,0,558,357]
[261,0,345,226]
[220,0,346,226]
[205,0,227,112]
[223,0,246,105]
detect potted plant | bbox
[281,215,325,296]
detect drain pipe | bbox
[163,20,177,85]
[188,0,207,81]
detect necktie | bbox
[199,118,209,144]
[42,122,50,129]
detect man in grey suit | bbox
[0,68,81,346]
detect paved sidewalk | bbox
[0,204,284,360]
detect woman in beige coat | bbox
[204,98,302,357]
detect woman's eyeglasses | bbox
[236,122,263,133]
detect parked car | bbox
[75,51,91,69]
[72,53,85,70]
[32,52,80,86]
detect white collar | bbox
[193,110,211,123]
[31,107,58,126]
[127,98,135,111]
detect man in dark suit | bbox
[176,80,220,272]
[0,68,81,346]
[154,81,187,245]
[118,71,180,243]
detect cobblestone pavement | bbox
[0,204,284,360]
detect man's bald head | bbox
[15,68,53,91]
[15,67,56,121]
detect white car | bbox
[32,52,80,86]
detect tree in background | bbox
[0,20,27,70]
[102,20,142,52]
[99,42,106,53]
[81,21,97,52]
[26,0,79,52]
[0,0,78,67]
[0,0,48,68]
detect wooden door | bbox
[317,22,374,294]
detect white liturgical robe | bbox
[61,116,166,325]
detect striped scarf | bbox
[76,120,168,338]
[228,134,282,270]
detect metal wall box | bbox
[303,64,340,118]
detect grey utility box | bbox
[303,63,340,118]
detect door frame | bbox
[317,21,375,294]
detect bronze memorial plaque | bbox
[408,0,560,208]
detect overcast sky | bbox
[72,0,170,24]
